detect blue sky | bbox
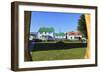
[30,11,83,33]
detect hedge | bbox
[29,42,87,51]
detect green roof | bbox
[55,33,65,36]
[38,27,54,32]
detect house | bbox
[55,33,66,40]
[30,27,86,41]
[66,31,83,40]
[29,32,38,40]
[37,27,54,40]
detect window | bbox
[70,37,72,39]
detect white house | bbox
[29,32,38,40]
[55,33,66,40]
[30,27,86,41]
[37,27,54,40]
[66,31,83,40]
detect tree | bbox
[24,11,32,61]
[77,14,87,38]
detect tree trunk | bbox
[24,11,32,61]
[84,14,91,59]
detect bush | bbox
[32,39,42,42]
[31,42,87,51]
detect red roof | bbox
[67,31,82,36]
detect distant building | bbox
[66,31,83,40]
[55,33,66,40]
[29,32,38,40]
[29,27,86,41]
[38,27,54,40]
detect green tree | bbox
[77,14,87,38]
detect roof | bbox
[67,31,82,36]
[55,33,65,36]
[38,27,54,32]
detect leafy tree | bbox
[77,14,87,38]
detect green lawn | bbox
[32,47,86,61]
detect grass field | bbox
[32,47,86,61]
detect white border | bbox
[18,5,96,68]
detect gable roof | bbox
[55,33,65,36]
[38,27,54,32]
[67,31,82,36]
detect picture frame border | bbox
[11,1,98,71]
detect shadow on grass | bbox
[31,42,87,51]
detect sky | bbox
[30,11,83,33]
